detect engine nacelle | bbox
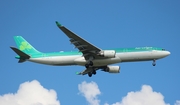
[98,50,116,58]
[105,66,120,73]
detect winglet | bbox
[55,21,62,27]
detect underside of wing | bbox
[76,65,120,77]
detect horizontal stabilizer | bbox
[10,46,30,63]
[76,72,81,75]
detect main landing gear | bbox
[85,56,94,68]
[88,70,96,77]
[85,61,93,68]
[152,59,156,66]
[88,73,92,77]
[86,61,96,77]
[85,56,96,77]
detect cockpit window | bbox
[162,49,165,51]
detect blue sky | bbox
[0,1,179,105]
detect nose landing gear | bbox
[152,59,156,66]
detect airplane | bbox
[10,21,171,77]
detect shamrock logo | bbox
[20,41,32,51]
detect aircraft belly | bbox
[74,56,121,66]
[28,56,80,66]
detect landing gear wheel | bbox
[152,59,156,66]
[88,73,92,77]
[92,70,96,75]
[85,64,89,68]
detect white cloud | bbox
[0,80,60,105]
[104,103,110,105]
[78,81,101,105]
[78,81,175,105]
[175,100,180,105]
[111,85,170,105]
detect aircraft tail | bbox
[13,36,41,54]
[10,36,41,63]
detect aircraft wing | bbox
[56,21,102,60]
[76,67,102,75]
[76,67,94,75]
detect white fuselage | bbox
[28,50,170,66]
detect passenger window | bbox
[162,49,165,51]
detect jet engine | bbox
[104,66,120,73]
[98,50,116,58]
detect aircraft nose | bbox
[165,51,171,56]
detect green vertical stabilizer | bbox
[14,36,41,54]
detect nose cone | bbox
[164,51,171,56]
[153,50,170,59]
